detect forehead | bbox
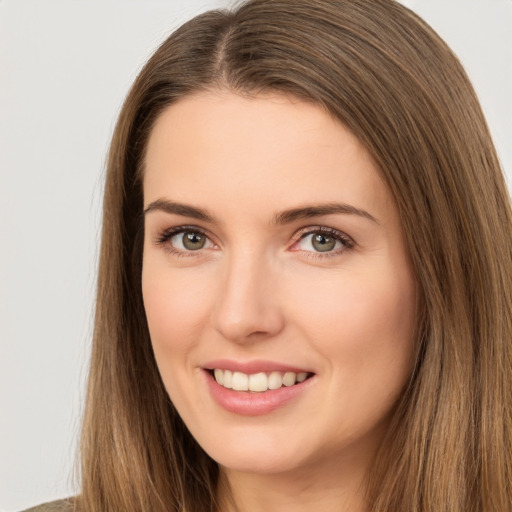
[143,90,392,222]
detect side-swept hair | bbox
[78,1,512,510]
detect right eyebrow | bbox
[143,199,215,223]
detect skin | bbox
[142,90,417,512]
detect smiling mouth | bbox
[208,369,313,393]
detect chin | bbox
[215,450,303,475]
[199,429,309,475]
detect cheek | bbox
[290,265,416,385]
[142,265,213,358]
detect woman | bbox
[26,0,512,511]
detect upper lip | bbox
[203,359,313,374]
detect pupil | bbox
[183,232,205,250]
[312,233,335,252]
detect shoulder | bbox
[21,498,75,512]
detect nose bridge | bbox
[212,245,283,342]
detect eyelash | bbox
[154,225,355,259]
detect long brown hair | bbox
[77,1,512,510]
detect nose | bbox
[211,250,285,344]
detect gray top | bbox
[21,498,74,512]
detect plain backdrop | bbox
[0,1,511,510]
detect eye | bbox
[171,230,211,251]
[301,232,340,252]
[292,227,353,256]
[156,227,215,254]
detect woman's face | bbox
[142,91,416,477]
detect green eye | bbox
[311,233,337,252]
[171,231,209,251]
[295,229,349,254]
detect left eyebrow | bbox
[272,203,379,225]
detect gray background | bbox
[1,1,511,510]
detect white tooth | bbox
[232,371,249,391]
[248,372,268,392]
[282,372,297,387]
[268,371,283,390]
[214,369,224,385]
[296,372,308,383]
[223,370,233,389]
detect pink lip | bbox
[203,367,315,416]
[203,359,311,374]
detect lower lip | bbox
[204,371,314,416]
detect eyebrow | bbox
[144,199,379,225]
[272,203,379,225]
[144,199,214,222]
